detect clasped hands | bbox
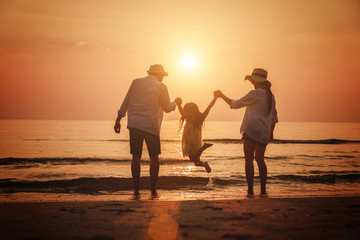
[175,90,223,106]
[213,90,223,99]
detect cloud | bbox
[74,41,110,52]
[0,37,111,57]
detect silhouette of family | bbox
[114,64,278,197]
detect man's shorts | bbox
[129,128,161,157]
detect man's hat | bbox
[147,64,168,76]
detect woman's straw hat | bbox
[147,64,168,76]
[245,68,268,83]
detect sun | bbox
[182,56,195,69]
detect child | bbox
[176,95,217,173]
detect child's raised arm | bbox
[175,97,190,119]
[202,96,217,119]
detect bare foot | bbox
[261,189,267,197]
[204,162,212,173]
[203,143,213,150]
[246,189,254,198]
[151,190,159,199]
[132,190,140,200]
[260,191,268,198]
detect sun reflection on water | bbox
[175,123,184,159]
[173,165,196,176]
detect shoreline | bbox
[2,191,360,203]
[1,196,359,239]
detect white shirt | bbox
[118,75,176,136]
[230,88,278,145]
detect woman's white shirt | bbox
[230,88,278,145]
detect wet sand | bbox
[1,196,359,240]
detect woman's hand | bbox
[269,123,276,142]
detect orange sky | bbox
[1,0,359,122]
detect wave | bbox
[0,157,191,166]
[23,138,360,144]
[1,152,357,167]
[0,176,240,194]
[296,154,358,159]
[0,157,127,166]
[272,139,360,144]
[1,173,359,194]
[205,138,360,144]
[271,173,360,184]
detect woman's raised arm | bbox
[214,90,232,106]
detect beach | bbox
[2,0,360,239]
[1,196,359,240]
[1,120,360,239]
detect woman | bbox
[214,68,278,195]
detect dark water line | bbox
[1,153,359,166]
[0,176,240,193]
[23,138,360,144]
[270,173,360,183]
[1,173,359,194]
[0,157,193,166]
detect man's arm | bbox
[114,81,133,134]
[114,115,122,133]
[159,85,176,113]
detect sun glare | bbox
[183,56,195,69]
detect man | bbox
[114,64,180,196]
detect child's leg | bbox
[193,159,211,173]
[189,143,213,173]
[189,143,213,162]
[194,160,205,166]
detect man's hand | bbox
[269,133,274,143]
[214,90,222,98]
[174,97,182,106]
[114,121,121,133]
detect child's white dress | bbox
[181,121,203,157]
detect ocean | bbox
[0,120,359,201]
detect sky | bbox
[1,0,360,122]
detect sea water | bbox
[0,120,359,201]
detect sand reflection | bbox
[148,213,178,240]
[147,202,180,240]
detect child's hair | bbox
[179,102,204,130]
[261,81,273,115]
